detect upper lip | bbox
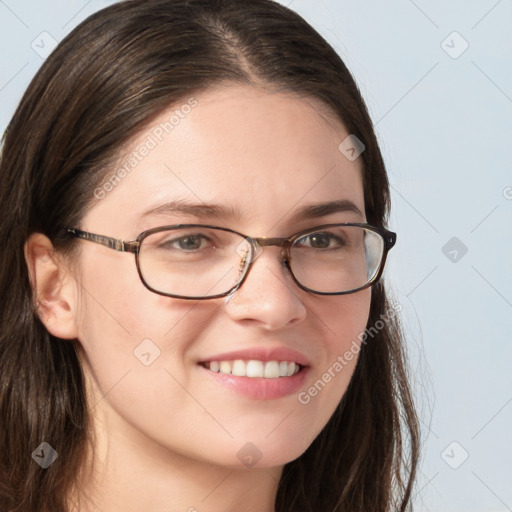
[199,347,311,367]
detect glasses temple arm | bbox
[65,228,139,253]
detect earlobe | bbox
[24,232,80,340]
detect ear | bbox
[24,232,80,340]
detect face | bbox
[62,84,371,469]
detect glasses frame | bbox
[64,223,397,300]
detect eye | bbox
[295,231,347,250]
[160,234,213,252]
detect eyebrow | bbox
[139,199,364,223]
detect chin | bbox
[202,428,317,470]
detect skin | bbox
[25,84,371,512]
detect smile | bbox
[202,359,301,378]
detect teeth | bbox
[232,359,246,376]
[204,360,300,378]
[264,361,280,378]
[246,360,264,378]
[219,361,231,374]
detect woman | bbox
[0,1,419,510]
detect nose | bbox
[223,245,307,330]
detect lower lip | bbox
[199,364,309,400]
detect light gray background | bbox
[1,1,511,510]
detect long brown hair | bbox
[0,1,419,510]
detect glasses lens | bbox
[290,225,384,293]
[139,227,251,298]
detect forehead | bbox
[86,84,365,235]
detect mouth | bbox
[200,359,303,378]
[197,347,310,399]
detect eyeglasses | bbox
[64,223,396,300]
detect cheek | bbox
[73,256,175,386]
[74,256,220,405]
[311,288,371,361]
[295,289,371,435]
[76,250,198,343]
